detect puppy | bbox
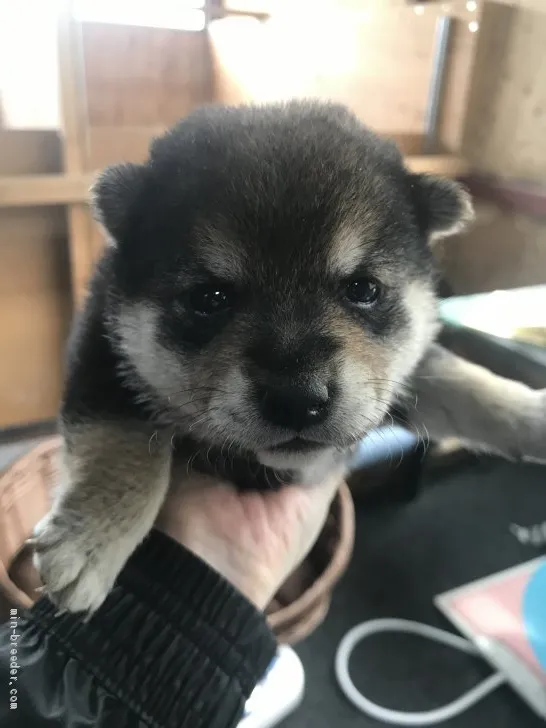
[32,101,472,613]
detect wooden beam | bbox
[0,174,93,208]
[405,154,470,176]
[57,5,94,308]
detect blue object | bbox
[350,426,419,470]
[523,561,546,670]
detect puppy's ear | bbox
[409,174,474,244]
[91,163,147,245]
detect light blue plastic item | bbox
[350,426,419,469]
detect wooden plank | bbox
[57,7,94,308]
[0,208,68,295]
[82,23,214,127]
[461,2,546,181]
[0,291,71,428]
[0,174,93,208]
[88,126,163,168]
[0,182,71,429]
[0,130,62,176]
[57,9,89,175]
[405,154,470,176]
[388,133,426,155]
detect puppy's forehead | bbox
[327,218,380,278]
[150,104,411,279]
[192,222,386,293]
[192,198,386,285]
[193,224,248,281]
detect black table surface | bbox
[282,456,546,728]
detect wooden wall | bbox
[437,203,546,293]
[83,23,213,133]
[81,23,216,277]
[439,1,546,295]
[462,1,546,180]
[210,6,440,136]
[0,131,71,428]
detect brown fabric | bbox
[0,439,355,643]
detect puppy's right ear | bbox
[409,174,474,245]
[90,163,147,245]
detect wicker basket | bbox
[0,438,355,643]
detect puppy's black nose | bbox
[257,384,330,431]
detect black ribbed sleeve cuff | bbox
[30,530,277,728]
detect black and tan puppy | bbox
[31,101,505,613]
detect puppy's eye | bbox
[188,284,232,316]
[344,277,381,307]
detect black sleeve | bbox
[0,530,277,728]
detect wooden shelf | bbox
[0,174,94,208]
[404,154,470,176]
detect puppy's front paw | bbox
[32,511,123,614]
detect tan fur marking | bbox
[327,224,371,278]
[390,281,439,384]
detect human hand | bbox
[155,474,341,609]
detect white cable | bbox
[335,619,506,726]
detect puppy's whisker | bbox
[148,431,158,455]
[227,437,237,464]
[186,448,203,475]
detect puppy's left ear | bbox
[90,163,147,246]
[409,174,474,244]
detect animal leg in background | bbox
[408,344,546,463]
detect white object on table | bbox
[239,645,305,728]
